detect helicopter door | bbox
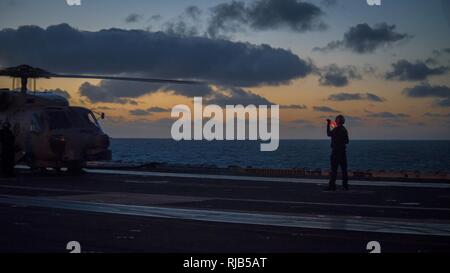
[26,113,44,164]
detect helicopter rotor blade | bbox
[49,74,202,85]
[0,65,205,92]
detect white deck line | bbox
[0,195,449,237]
[85,168,450,189]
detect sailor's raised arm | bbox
[326,119,332,137]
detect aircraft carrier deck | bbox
[0,166,449,253]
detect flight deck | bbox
[0,168,449,253]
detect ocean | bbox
[110,139,450,172]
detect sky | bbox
[0,0,449,139]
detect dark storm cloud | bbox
[318,64,361,87]
[207,0,326,37]
[313,106,339,113]
[328,92,385,102]
[0,24,313,88]
[125,13,143,23]
[314,23,410,54]
[280,104,308,110]
[385,60,448,81]
[367,112,410,119]
[402,83,450,107]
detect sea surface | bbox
[110,139,450,172]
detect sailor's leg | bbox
[341,152,349,190]
[328,152,338,190]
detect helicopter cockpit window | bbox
[70,108,101,129]
[46,111,72,130]
[30,113,43,133]
[87,112,100,128]
[67,110,87,128]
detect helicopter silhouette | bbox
[0,64,199,173]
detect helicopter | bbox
[0,64,198,173]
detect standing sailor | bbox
[325,115,349,191]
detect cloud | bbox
[424,112,450,118]
[433,47,450,57]
[185,5,203,19]
[366,111,410,119]
[204,87,273,106]
[313,106,339,113]
[433,98,450,107]
[403,83,450,98]
[96,106,113,110]
[385,60,448,81]
[318,64,361,87]
[129,107,171,116]
[207,0,326,38]
[344,115,364,126]
[79,81,148,104]
[78,79,275,106]
[320,0,338,7]
[290,119,316,128]
[314,23,410,54]
[160,83,215,97]
[425,57,438,66]
[163,6,203,36]
[125,13,143,23]
[147,107,171,113]
[79,80,216,104]
[129,109,151,116]
[328,92,385,102]
[0,24,313,88]
[43,88,71,99]
[280,104,308,110]
[402,83,450,107]
[291,119,312,124]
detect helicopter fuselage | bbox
[0,89,111,170]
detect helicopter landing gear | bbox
[67,162,85,176]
